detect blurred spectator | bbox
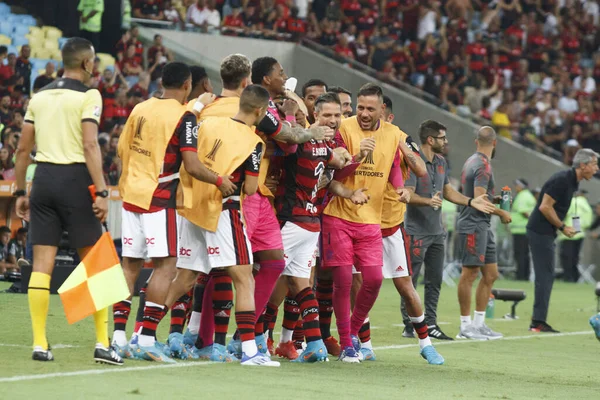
[78,0,104,49]
[0,147,15,180]
[128,72,150,106]
[188,0,221,31]
[15,45,32,97]
[164,0,182,24]
[0,95,11,126]
[148,34,173,66]
[6,227,26,270]
[573,68,596,94]
[104,88,131,127]
[133,0,164,20]
[0,47,13,86]
[33,62,56,93]
[10,109,24,132]
[0,225,14,274]
[543,113,567,154]
[492,101,513,140]
[120,44,144,85]
[115,29,131,62]
[128,26,144,65]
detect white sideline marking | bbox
[0,330,592,383]
[372,330,593,351]
[0,361,217,383]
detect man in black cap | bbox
[510,178,536,280]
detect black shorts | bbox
[29,163,102,249]
[456,226,497,267]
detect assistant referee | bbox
[14,38,122,365]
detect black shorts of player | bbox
[456,225,497,267]
[29,163,102,249]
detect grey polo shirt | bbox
[405,150,450,236]
[456,152,496,233]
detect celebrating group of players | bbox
[110,51,507,367]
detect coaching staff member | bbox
[527,149,598,333]
[14,38,122,365]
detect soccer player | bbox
[301,79,327,124]
[162,54,326,359]
[328,86,353,118]
[270,93,367,361]
[15,37,121,364]
[188,65,213,99]
[114,62,235,362]
[321,83,414,362]
[401,120,496,342]
[177,84,280,367]
[456,126,512,340]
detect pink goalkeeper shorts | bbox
[243,192,283,253]
[320,214,382,268]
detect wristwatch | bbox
[95,190,109,198]
[13,189,26,197]
[558,224,566,232]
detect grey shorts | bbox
[457,226,497,267]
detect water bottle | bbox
[500,186,512,211]
[485,294,495,319]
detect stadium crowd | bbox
[129,0,600,163]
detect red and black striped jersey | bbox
[228,119,262,204]
[123,111,197,213]
[276,140,333,232]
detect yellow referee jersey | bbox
[24,78,102,164]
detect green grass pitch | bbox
[0,279,598,399]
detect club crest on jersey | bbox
[364,150,375,165]
[206,138,222,161]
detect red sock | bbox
[358,319,371,344]
[141,302,164,338]
[212,272,233,346]
[253,259,285,324]
[316,278,334,339]
[264,302,279,340]
[170,291,192,334]
[113,300,131,332]
[350,265,383,336]
[282,295,301,331]
[412,319,429,339]
[296,287,321,343]
[292,319,305,348]
[199,275,215,348]
[235,310,256,342]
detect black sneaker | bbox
[427,325,454,340]
[402,325,415,338]
[32,345,54,362]
[529,321,559,333]
[94,346,124,365]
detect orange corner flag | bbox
[58,232,130,324]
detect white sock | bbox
[280,327,293,343]
[242,339,258,356]
[460,315,472,330]
[473,311,486,327]
[95,342,107,350]
[188,311,201,335]
[410,315,432,349]
[138,334,155,347]
[361,340,373,349]
[113,330,127,346]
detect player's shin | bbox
[212,272,234,346]
[350,266,383,337]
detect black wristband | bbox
[13,189,26,198]
[558,224,566,232]
[468,198,473,207]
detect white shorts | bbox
[281,222,319,279]
[121,208,179,259]
[382,225,411,279]
[177,208,253,274]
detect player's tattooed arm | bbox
[275,124,327,144]
[398,140,426,177]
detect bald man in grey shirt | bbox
[401,120,496,341]
[455,126,512,340]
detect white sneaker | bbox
[456,324,489,340]
[338,346,361,363]
[477,323,503,340]
[240,352,280,367]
